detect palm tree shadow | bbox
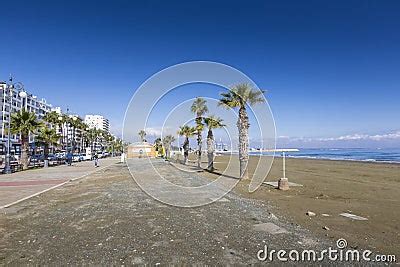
[204,169,241,180]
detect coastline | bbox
[214,151,400,164]
[283,155,400,164]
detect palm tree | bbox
[204,116,225,171]
[43,111,60,128]
[191,97,208,168]
[76,120,88,153]
[177,125,196,165]
[162,135,176,160]
[35,127,60,167]
[219,83,265,179]
[103,132,115,156]
[153,138,163,157]
[138,130,146,142]
[69,116,83,153]
[80,123,90,151]
[10,109,42,170]
[113,138,123,155]
[43,111,64,148]
[86,128,100,158]
[58,114,71,150]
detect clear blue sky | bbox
[1,0,399,147]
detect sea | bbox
[250,148,400,163]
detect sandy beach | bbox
[195,155,400,256]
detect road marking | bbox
[0,162,117,209]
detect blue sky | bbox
[1,0,400,147]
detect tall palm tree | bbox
[35,127,60,167]
[80,122,90,151]
[44,111,64,148]
[113,138,123,155]
[153,137,163,157]
[191,97,208,168]
[162,135,176,160]
[86,128,99,158]
[43,111,60,128]
[69,116,83,153]
[76,120,88,153]
[10,109,42,170]
[177,125,196,165]
[58,114,72,151]
[103,132,115,156]
[219,83,265,179]
[138,130,146,142]
[204,116,225,171]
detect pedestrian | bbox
[66,151,73,166]
[94,154,99,167]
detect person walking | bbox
[66,151,73,166]
[94,154,99,167]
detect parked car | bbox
[30,154,44,163]
[72,154,84,162]
[55,152,66,160]
[82,153,92,161]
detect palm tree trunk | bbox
[44,144,49,159]
[183,137,189,165]
[165,146,171,160]
[196,118,202,168]
[44,144,49,168]
[207,129,215,171]
[197,133,202,168]
[21,134,29,170]
[237,106,249,179]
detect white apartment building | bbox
[0,81,56,153]
[84,115,109,133]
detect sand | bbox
[192,155,400,255]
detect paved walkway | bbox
[0,158,118,208]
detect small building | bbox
[127,142,157,158]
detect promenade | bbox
[0,158,118,208]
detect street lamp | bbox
[1,76,27,174]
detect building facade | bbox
[0,81,58,156]
[84,115,109,133]
[0,80,112,159]
[84,115,110,153]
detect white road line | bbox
[0,161,117,209]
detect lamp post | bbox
[1,76,27,174]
